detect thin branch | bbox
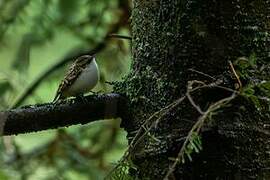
[163,93,237,180]
[1,93,128,136]
[107,80,237,179]
[186,80,206,115]
[188,68,216,80]
[105,96,186,179]
[186,93,204,115]
[129,97,185,151]
[190,80,237,94]
[229,61,242,90]
[162,80,238,179]
[108,34,132,40]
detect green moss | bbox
[113,0,270,179]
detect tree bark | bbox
[115,0,270,179]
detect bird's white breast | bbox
[65,58,99,96]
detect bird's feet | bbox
[51,98,67,109]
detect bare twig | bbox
[163,93,237,180]
[129,97,185,151]
[108,34,132,40]
[190,81,237,94]
[229,61,242,90]
[106,79,237,179]
[186,92,204,115]
[188,68,216,80]
[105,96,186,179]
[186,80,206,115]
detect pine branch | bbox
[1,93,128,136]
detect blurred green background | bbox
[0,0,131,179]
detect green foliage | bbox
[234,53,270,110]
[233,53,257,79]
[0,0,131,179]
[182,132,202,163]
[109,160,137,180]
[242,81,270,110]
[257,81,270,97]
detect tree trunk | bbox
[115,0,270,179]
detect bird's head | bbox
[75,55,95,66]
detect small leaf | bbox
[248,53,257,67]
[186,151,193,161]
[243,85,255,95]
[258,81,270,97]
[193,144,200,153]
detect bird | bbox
[53,55,99,102]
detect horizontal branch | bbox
[0,93,128,136]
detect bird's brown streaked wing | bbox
[53,62,84,102]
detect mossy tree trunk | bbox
[115,0,270,179]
